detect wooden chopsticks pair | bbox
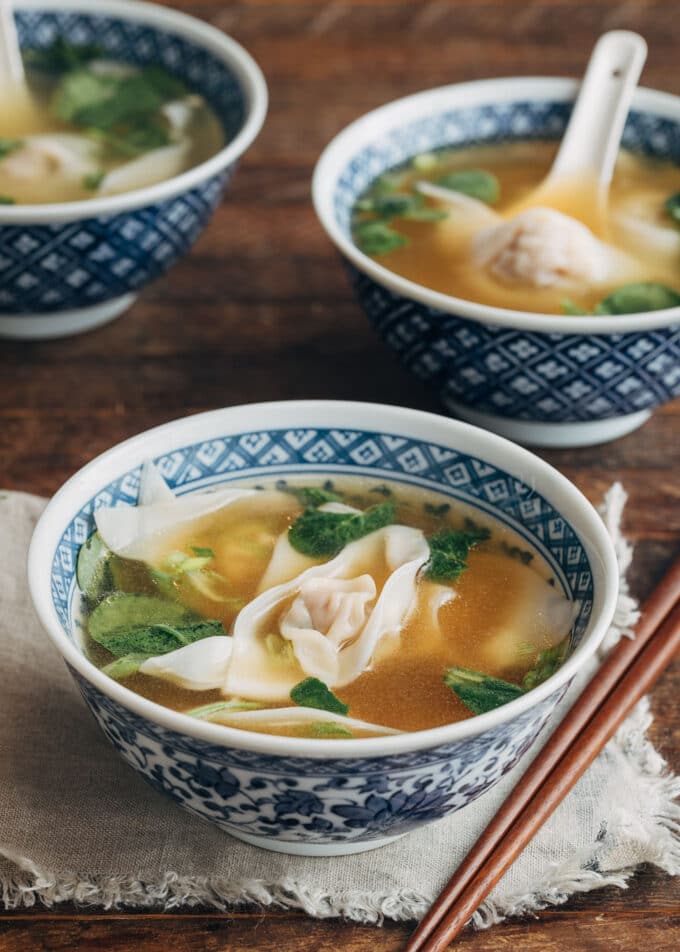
[405,553,680,952]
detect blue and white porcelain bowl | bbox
[0,0,267,340]
[312,79,680,447]
[28,401,618,856]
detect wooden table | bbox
[1,1,679,948]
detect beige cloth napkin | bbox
[1,489,678,925]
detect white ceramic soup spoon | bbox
[415,32,648,289]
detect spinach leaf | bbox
[424,502,451,518]
[290,677,349,715]
[0,138,22,160]
[76,530,112,603]
[310,721,353,738]
[444,666,524,715]
[24,38,103,74]
[594,282,680,315]
[435,169,499,204]
[53,70,115,123]
[0,195,15,205]
[278,484,342,507]
[500,541,534,566]
[522,642,567,691]
[358,191,447,223]
[423,526,490,583]
[353,220,408,256]
[288,501,396,557]
[190,546,215,559]
[664,192,680,224]
[101,653,153,680]
[88,592,224,657]
[560,298,590,316]
[83,170,106,191]
[185,699,264,720]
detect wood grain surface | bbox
[1,1,679,949]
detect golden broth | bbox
[352,141,680,314]
[83,478,571,737]
[0,66,224,205]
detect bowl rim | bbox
[28,400,620,760]
[312,75,680,335]
[0,0,268,225]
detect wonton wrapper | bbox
[224,524,430,700]
[139,636,233,691]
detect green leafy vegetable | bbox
[594,282,680,315]
[24,38,103,74]
[436,169,500,204]
[101,653,153,680]
[561,298,590,316]
[52,64,185,159]
[88,592,223,657]
[280,485,342,507]
[500,541,534,566]
[0,138,22,160]
[288,501,396,557]
[190,546,215,559]
[185,699,264,720]
[411,152,439,171]
[444,667,524,715]
[664,192,680,224]
[424,502,451,518]
[357,191,448,223]
[423,527,490,583]
[83,170,106,191]
[522,642,568,691]
[310,721,353,738]
[290,677,349,716]
[76,531,112,603]
[353,220,408,255]
[0,195,15,205]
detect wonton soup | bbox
[77,467,575,739]
[351,141,680,316]
[0,39,224,205]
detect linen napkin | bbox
[1,488,678,927]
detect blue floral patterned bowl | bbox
[312,79,680,447]
[28,401,618,856]
[0,0,267,340]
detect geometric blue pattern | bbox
[0,10,248,314]
[331,99,680,424]
[352,269,680,422]
[45,422,595,848]
[50,426,594,648]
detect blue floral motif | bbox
[48,419,590,851]
[274,790,325,817]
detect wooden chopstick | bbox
[405,553,680,952]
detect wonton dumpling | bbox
[139,636,233,690]
[100,141,191,196]
[463,553,575,672]
[224,525,430,700]
[472,207,638,289]
[0,134,100,203]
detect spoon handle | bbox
[0,0,24,86]
[548,31,647,189]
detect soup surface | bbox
[351,141,680,315]
[78,471,574,739]
[0,39,224,204]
